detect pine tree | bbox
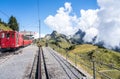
[0,18,2,23]
[8,16,19,31]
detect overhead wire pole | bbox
[37,0,41,41]
[39,19,41,41]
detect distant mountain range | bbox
[45,29,97,44]
[70,29,85,44]
[45,30,71,49]
[45,30,70,42]
[44,30,120,52]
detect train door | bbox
[9,32,16,48]
[16,32,19,47]
[19,34,24,47]
[6,32,11,48]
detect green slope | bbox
[0,23,12,31]
[68,44,120,79]
[48,42,120,79]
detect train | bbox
[0,30,33,50]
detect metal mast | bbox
[37,0,41,40]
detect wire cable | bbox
[0,10,9,18]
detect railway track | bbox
[38,47,87,79]
[37,47,49,79]
[47,47,86,79]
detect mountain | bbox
[44,30,71,49]
[45,31,68,41]
[50,30,59,39]
[44,30,120,52]
[45,34,51,40]
[70,29,85,44]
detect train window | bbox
[6,33,10,38]
[1,33,5,38]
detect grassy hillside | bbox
[68,44,120,79]
[46,42,120,79]
[0,23,12,31]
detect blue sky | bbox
[0,0,99,35]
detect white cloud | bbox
[44,2,77,35]
[33,33,45,39]
[83,28,98,42]
[33,32,39,39]
[57,2,72,14]
[96,0,120,48]
[44,0,120,48]
[41,34,45,38]
[77,9,99,31]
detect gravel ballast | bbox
[0,45,38,79]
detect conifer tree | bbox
[8,16,19,31]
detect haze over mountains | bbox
[45,30,120,52]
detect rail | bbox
[37,47,42,79]
[36,47,49,79]
[41,47,49,79]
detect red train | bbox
[0,30,32,50]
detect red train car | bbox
[23,35,33,46]
[0,31,32,50]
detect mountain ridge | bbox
[44,30,120,52]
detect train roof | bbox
[0,31,24,35]
[0,30,18,33]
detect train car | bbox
[23,35,33,46]
[0,31,23,49]
[0,30,32,50]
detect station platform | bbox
[0,45,38,79]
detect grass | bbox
[70,44,97,54]
[0,23,12,31]
[100,70,120,79]
[48,43,120,79]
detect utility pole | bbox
[89,50,96,79]
[92,55,96,79]
[75,53,77,66]
[39,19,41,41]
[66,48,68,60]
[37,0,41,41]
